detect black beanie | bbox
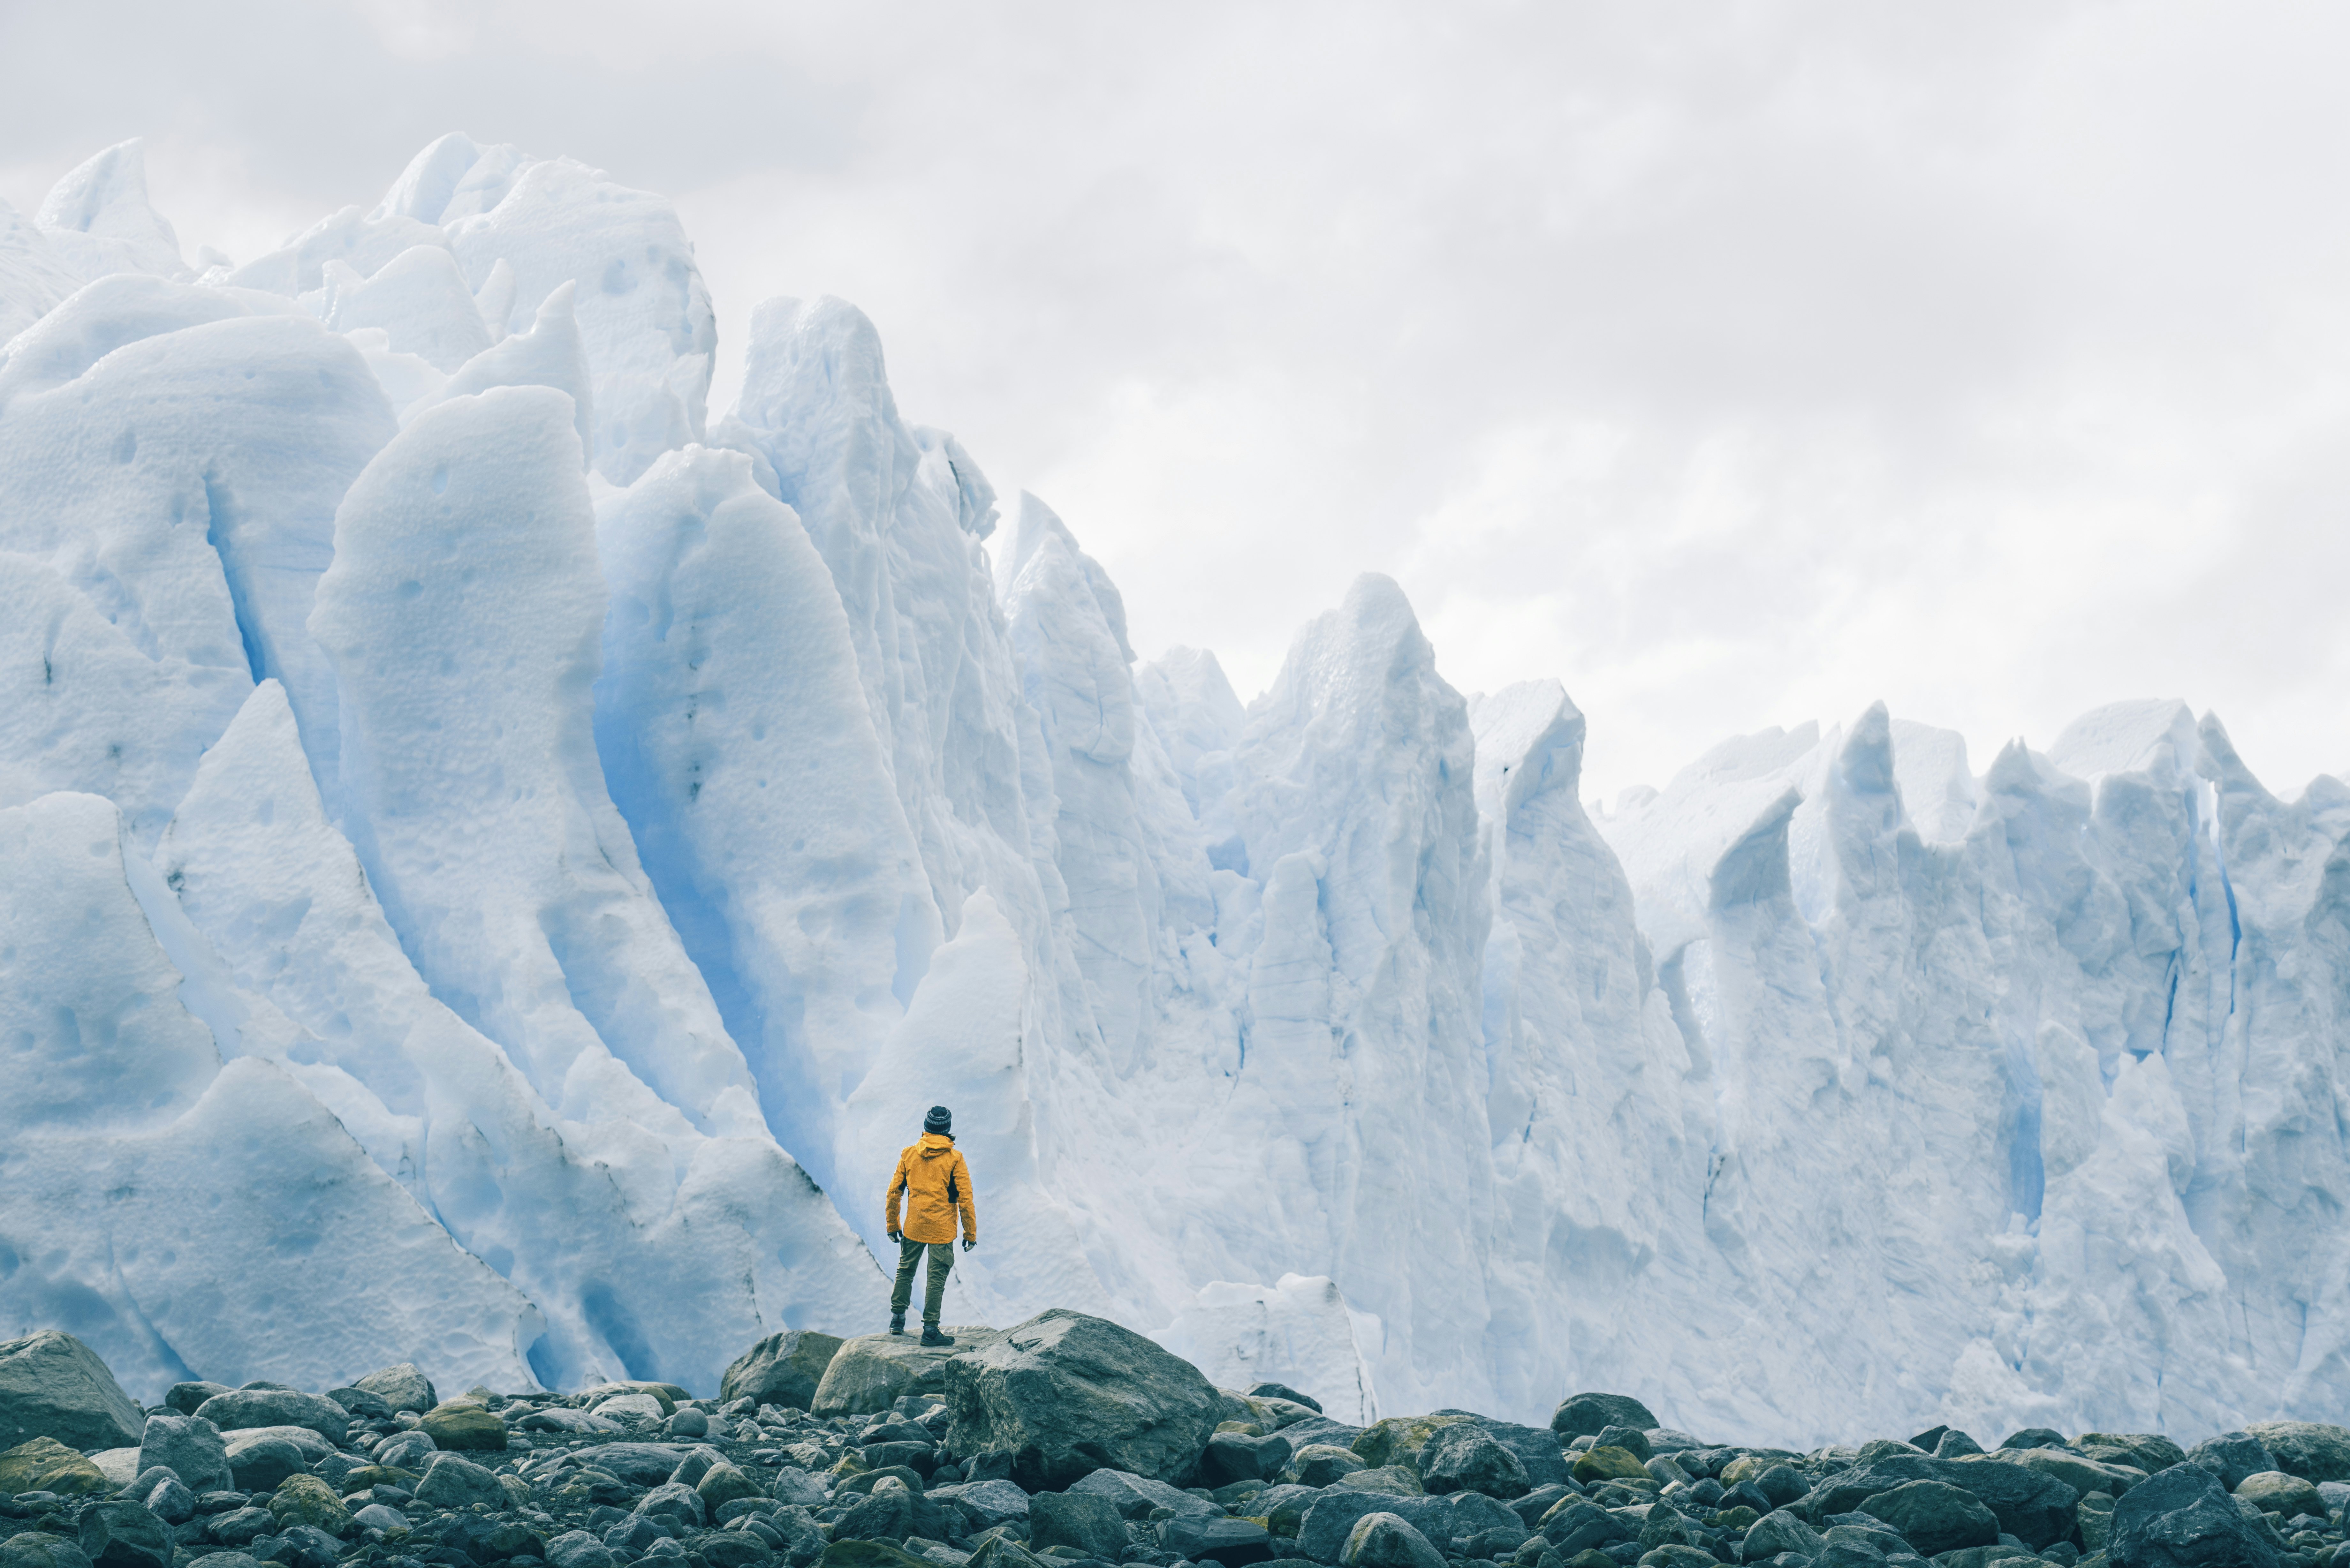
[924,1105,952,1134]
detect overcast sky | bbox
[5,0,2345,806]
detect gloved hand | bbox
[887,1231,901,1245]
[962,1238,975,1253]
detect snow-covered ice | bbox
[1,134,2345,1445]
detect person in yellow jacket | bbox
[885,1105,977,1345]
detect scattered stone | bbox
[1550,1396,1658,1442]
[2001,1432,2071,1453]
[87,1448,141,1487]
[819,1543,937,1568]
[1164,1512,1277,1567]
[1451,1419,1574,1490]
[2084,1439,2189,1475]
[2232,1474,2322,1519]
[812,1331,996,1420]
[1340,1512,1443,1568]
[771,1466,830,1508]
[1591,1428,1652,1463]
[262,1522,346,1568]
[223,1436,307,1494]
[138,1411,231,1493]
[138,1471,196,1525]
[1289,1446,1369,1488]
[700,1461,769,1508]
[412,1451,507,1510]
[2188,1437,2279,1494]
[352,1366,437,1414]
[2081,1492,2119,1555]
[1570,1448,1648,1486]
[266,1475,351,1536]
[1812,1457,2080,1549]
[1027,1490,1129,1559]
[1417,1426,1528,1500]
[1065,1468,1194,1520]
[1742,1510,1826,1560]
[372,1430,437,1470]
[667,1408,711,1438]
[166,1385,234,1418]
[349,1503,408,1534]
[0,1436,111,1496]
[2242,1426,2350,1485]
[1350,1418,1472,1474]
[2110,1463,2279,1568]
[1207,1432,1297,1486]
[1937,1433,1989,1460]
[724,1333,848,1413]
[592,1393,669,1424]
[1639,1548,1717,1568]
[1337,1466,1424,1497]
[441,1516,544,1564]
[1857,1480,2000,1556]
[419,1400,507,1451]
[1999,1451,2147,1500]
[636,1479,709,1532]
[77,1501,173,1568]
[944,1311,1220,1491]
[0,1335,145,1453]
[835,1480,953,1545]
[1250,1385,1323,1414]
[0,1537,95,1568]
[190,1392,347,1446]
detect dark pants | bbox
[891,1237,953,1325]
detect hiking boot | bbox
[920,1326,955,1347]
[889,1314,905,1336]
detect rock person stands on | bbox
[885,1104,976,1346]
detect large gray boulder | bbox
[137,1413,230,1493]
[933,1477,1035,1529]
[1537,1500,1635,1557]
[78,1502,172,1568]
[1027,1491,1130,1560]
[723,1331,845,1412]
[1297,1491,1455,1563]
[2187,1435,2278,1492]
[1548,1392,1656,1440]
[1856,1480,2001,1556]
[223,1436,307,1493]
[814,1328,1003,1417]
[2111,1463,2280,1568]
[1416,1425,1528,1499]
[1740,1510,1825,1561]
[1456,1418,1571,1489]
[1339,1512,1444,1568]
[943,1309,1222,1490]
[2243,1424,2350,1484]
[413,1451,508,1510]
[1068,1469,1204,1520]
[192,1390,348,1444]
[353,1364,437,1414]
[1,1534,95,1568]
[0,1332,144,1452]
[1808,1454,2081,1549]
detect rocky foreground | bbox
[1,1316,2338,1568]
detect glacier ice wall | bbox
[1,134,2346,1445]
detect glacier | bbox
[2,134,2346,1447]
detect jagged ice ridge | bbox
[1,136,2346,1447]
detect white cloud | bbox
[5,0,2343,802]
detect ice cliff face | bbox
[2,137,2346,1445]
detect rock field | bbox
[2,1318,2339,1568]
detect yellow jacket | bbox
[886,1133,976,1244]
